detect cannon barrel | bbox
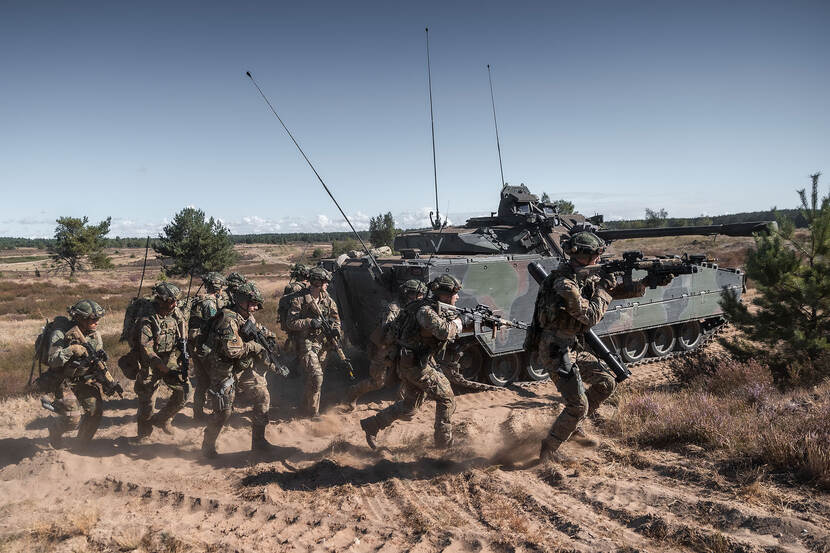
[595,221,776,241]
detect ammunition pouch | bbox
[549,342,575,379]
[208,376,235,412]
[32,370,63,394]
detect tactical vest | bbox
[530,265,597,341]
[145,310,181,354]
[394,298,448,356]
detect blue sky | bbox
[1,0,828,238]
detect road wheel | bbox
[677,321,703,351]
[649,326,676,357]
[487,354,521,386]
[525,360,550,381]
[456,340,484,382]
[620,331,648,362]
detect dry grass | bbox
[608,353,830,487]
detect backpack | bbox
[29,316,74,390]
[278,284,305,332]
[118,297,157,380]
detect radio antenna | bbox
[425,28,445,230]
[245,71,383,279]
[487,64,505,188]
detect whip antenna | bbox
[425,28,444,230]
[245,71,383,278]
[487,64,505,188]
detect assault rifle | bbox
[528,262,631,383]
[67,343,124,398]
[240,318,290,377]
[437,302,530,338]
[308,303,355,381]
[578,250,698,289]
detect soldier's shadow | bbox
[0,437,43,469]
[240,455,491,491]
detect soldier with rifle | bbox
[189,272,230,421]
[42,300,122,448]
[200,282,279,457]
[277,263,311,373]
[133,283,189,442]
[526,230,675,463]
[286,266,349,418]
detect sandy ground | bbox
[1,357,829,553]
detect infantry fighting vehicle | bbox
[326,185,773,385]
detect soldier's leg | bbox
[300,348,324,417]
[202,379,235,458]
[133,372,158,439]
[236,368,272,450]
[581,361,617,416]
[415,367,456,447]
[348,348,391,405]
[543,366,589,455]
[74,383,104,443]
[50,382,82,447]
[192,358,210,420]
[153,380,187,431]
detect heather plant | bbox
[720,172,830,384]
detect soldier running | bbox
[201,282,275,457]
[359,274,470,450]
[44,300,120,447]
[285,266,342,418]
[189,272,230,420]
[133,283,189,442]
[526,230,672,462]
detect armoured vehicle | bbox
[325,185,773,385]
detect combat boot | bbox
[434,433,454,449]
[360,417,379,450]
[132,419,153,444]
[251,424,274,452]
[539,436,564,464]
[571,426,598,447]
[150,414,174,435]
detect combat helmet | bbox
[152,282,182,302]
[290,263,310,281]
[201,272,227,291]
[428,274,462,295]
[308,267,332,283]
[67,299,106,320]
[400,279,427,298]
[231,282,263,307]
[225,272,248,290]
[563,231,606,256]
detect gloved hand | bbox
[655,273,674,286]
[246,341,265,356]
[68,344,88,358]
[459,312,476,328]
[598,273,617,291]
[310,318,324,330]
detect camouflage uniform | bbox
[200,304,273,456]
[361,292,462,448]
[285,275,342,417]
[45,300,108,446]
[278,264,310,365]
[529,258,646,453]
[345,299,401,404]
[134,286,188,439]
[189,274,230,420]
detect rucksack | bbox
[29,316,74,390]
[278,284,305,332]
[120,297,157,349]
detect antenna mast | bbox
[426,28,445,229]
[487,64,505,188]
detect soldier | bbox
[527,231,671,462]
[45,300,115,447]
[189,272,230,420]
[343,279,427,411]
[133,283,189,442]
[285,266,342,418]
[226,271,248,290]
[277,263,310,366]
[359,274,469,450]
[201,282,274,457]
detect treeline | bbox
[603,208,805,230]
[0,231,369,250]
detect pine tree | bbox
[720,173,830,383]
[154,207,236,280]
[50,216,111,276]
[369,212,396,248]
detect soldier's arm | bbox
[216,315,260,359]
[610,280,647,299]
[47,328,86,369]
[416,306,461,341]
[138,319,168,373]
[285,296,314,331]
[327,297,342,336]
[554,276,612,327]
